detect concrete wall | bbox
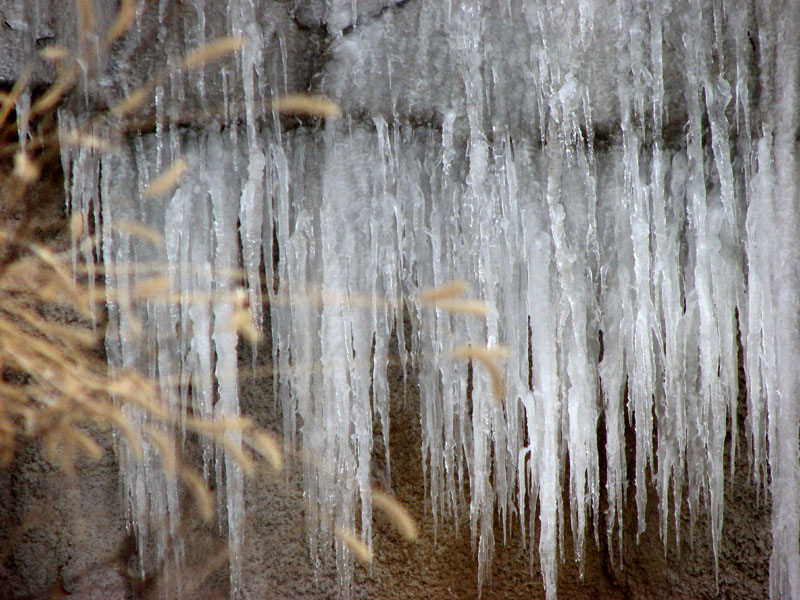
[0,2,772,598]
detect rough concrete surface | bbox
[0,0,773,598]
[0,306,771,599]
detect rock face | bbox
[0,1,785,599]
[0,0,753,141]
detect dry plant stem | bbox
[180,466,215,522]
[372,489,419,542]
[0,182,36,277]
[418,279,489,316]
[101,0,137,50]
[0,66,33,133]
[142,157,189,198]
[418,279,468,302]
[181,37,246,70]
[0,0,429,580]
[271,94,343,119]
[0,223,423,562]
[0,228,252,508]
[450,344,508,401]
[335,527,373,566]
[248,430,283,473]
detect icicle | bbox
[765,3,800,597]
[203,129,246,599]
[456,0,499,586]
[523,189,561,600]
[193,0,207,102]
[597,148,631,562]
[186,187,217,479]
[614,0,655,543]
[647,1,685,551]
[59,114,101,320]
[679,2,743,575]
[15,89,30,151]
[372,116,398,488]
[236,13,266,338]
[744,137,774,491]
[57,2,799,599]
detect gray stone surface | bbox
[0,0,57,85]
[318,0,754,142]
[0,318,770,599]
[0,1,319,125]
[0,437,132,600]
[290,0,405,32]
[0,1,757,143]
[0,1,773,599]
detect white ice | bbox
[58,1,800,599]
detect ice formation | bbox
[58,1,800,598]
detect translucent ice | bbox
[58,1,800,599]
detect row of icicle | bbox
[54,0,800,599]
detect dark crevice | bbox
[338,0,415,37]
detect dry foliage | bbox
[0,0,431,585]
[0,0,276,513]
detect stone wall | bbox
[0,308,771,599]
[0,2,775,598]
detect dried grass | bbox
[372,488,419,542]
[142,157,189,198]
[419,279,489,316]
[0,0,274,515]
[450,344,508,401]
[180,466,215,522]
[12,150,40,183]
[181,37,246,70]
[248,430,283,474]
[418,279,468,302]
[0,0,427,581]
[271,93,342,120]
[335,527,373,566]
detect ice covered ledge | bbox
[0,1,757,145]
